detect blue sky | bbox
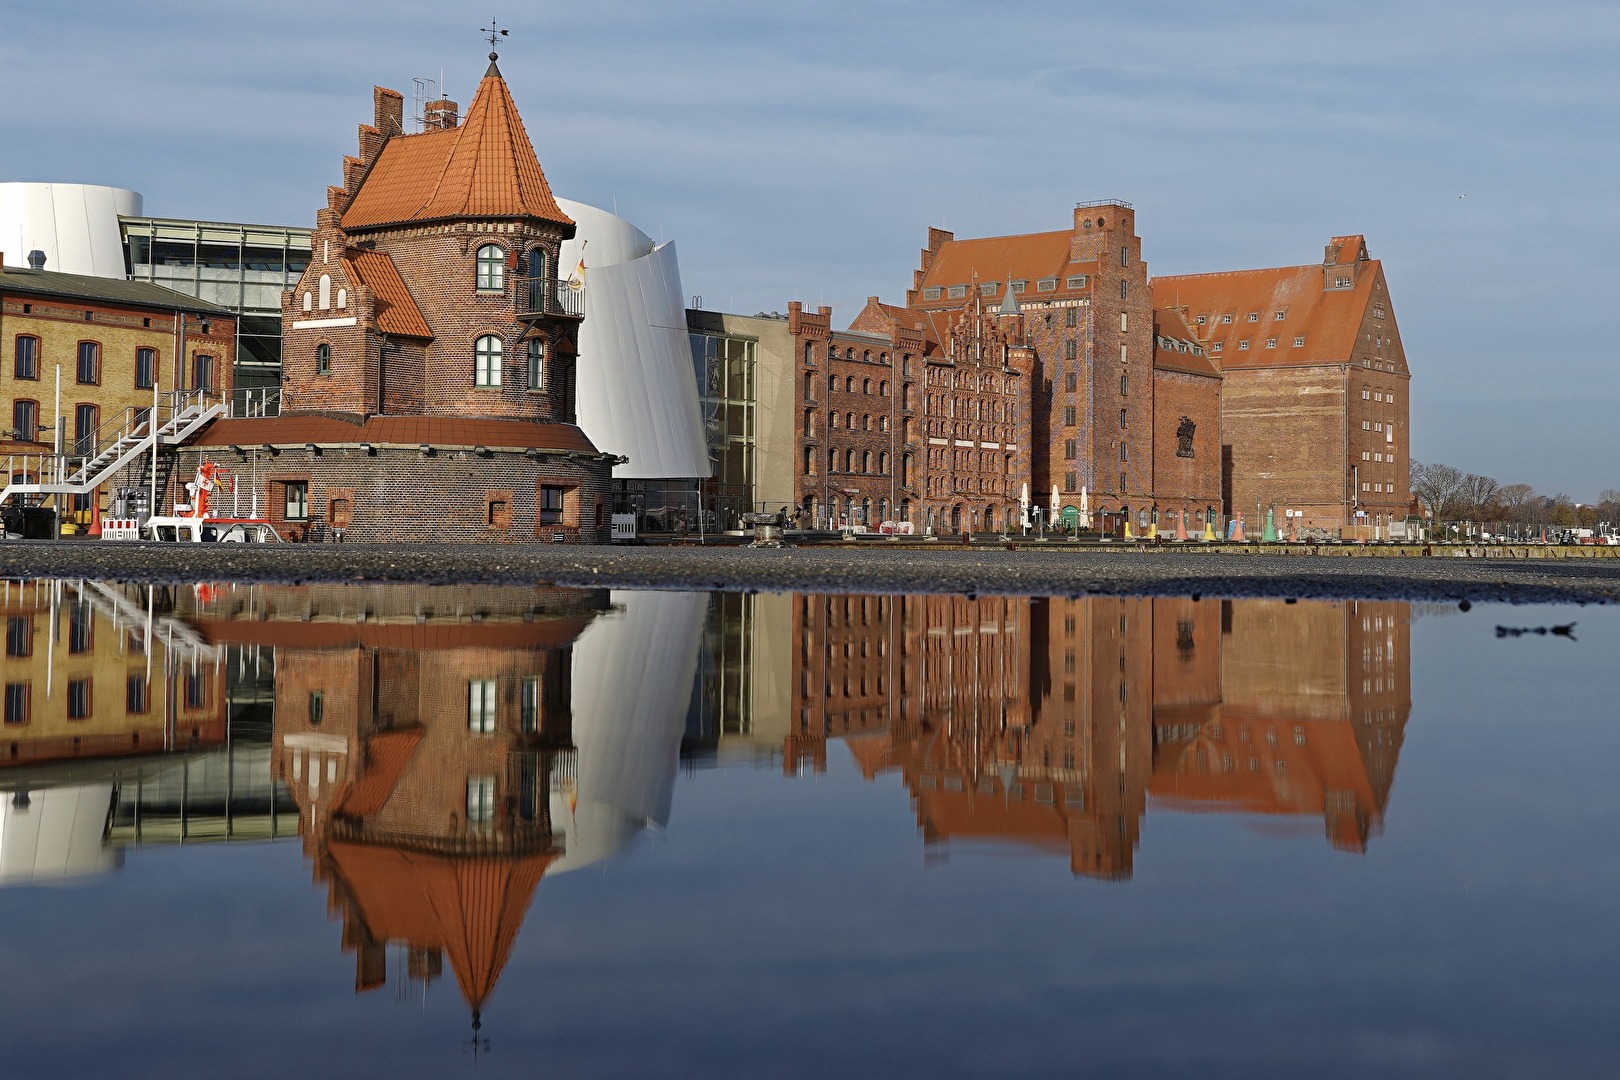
[3,1,1616,497]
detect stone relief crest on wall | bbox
[1176,416,1196,458]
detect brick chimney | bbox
[373,86,404,136]
[424,98,459,130]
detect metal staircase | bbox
[0,390,223,508]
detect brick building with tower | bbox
[175,53,617,541]
[782,202,1224,536]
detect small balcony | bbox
[516,276,585,320]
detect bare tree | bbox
[1458,473,1501,519]
[1409,460,1466,520]
[1496,483,1539,523]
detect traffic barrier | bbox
[101,518,141,540]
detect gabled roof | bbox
[333,728,423,818]
[0,265,233,316]
[1151,260,1382,370]
[1152,307,1220,378]
[341,251,432,338]
[342,62,573,231]
[914,229,1090,307]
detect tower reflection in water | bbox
[784,596,1411,877]
[181,584,704,1027]
[2,581,1411,1021]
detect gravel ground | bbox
[1,540,1617,603]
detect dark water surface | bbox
[0,582,1615,1079]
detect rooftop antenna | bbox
[482,17,509,54]
[410,76,439,131]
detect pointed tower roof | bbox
[997,274,1021,316]
[342,60,574,231]
[327,842,556,1012]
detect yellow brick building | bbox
[1,255,234,530]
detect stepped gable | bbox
[341,58,574,231]
[340,251,432,338]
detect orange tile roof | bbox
[342,251,432,338]
[1151,261,1380,370]
[328,841,554,1010]
[335,728,423,817]
[1152,307,1220,378]
[342,64,573,231]
[913,229,1091,307]
[186,414,598,453]
[191,618,600,651]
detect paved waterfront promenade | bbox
[2,540,1618,603]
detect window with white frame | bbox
[467,776,497,823]
[475,335,503,387]
[476,244,506,291]
[468,679,497,733]
[527,338,545,390]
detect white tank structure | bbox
[551,589,706,873]
[0,182,142,277]
[0,784,123,888]
[556,199,709,480]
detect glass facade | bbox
[690,330,756,526]
[121,216,313,395]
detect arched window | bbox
[863,379,871,394]
[862,451,872,473]
[316,343,331,376]
[863,351,872,363]
[804,342,815,366]
[846,376,856,393]
[476,245,506,291]
[829,448,838,473]
[880,416,889,432]
[878,452,889,474]
[805,372,816,400]
[862,415,871,431]
[475,335,503,387]
[318,274,332,309]
[527,339,546,389]
[846,412,855,429]
[845,348,855,361]
[302,291,312,312]
[879,381,888,396]
[828,374,837,394]
[803,411,814,436]
[845,449,855,472]
[804,447,816,475]
[336,288,347,309]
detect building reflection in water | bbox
[178,583,700,1029]
[0,579,248,886]
[2,578,1411,1022]
[784,595,1411,877]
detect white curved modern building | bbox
[0,182,142,276]
[552,589,705,872]
[557,198,709,480]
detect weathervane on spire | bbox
[481,17,509,57]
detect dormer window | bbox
[947,285,968,299]
[1065,275,1088,289]
[1037,278,1057,292]
[980,282,999,296]
[1247,312,1259,322]
[1221,313,1233,324]
[476,244,506,291]
[923,286,942,300]
[1238,340,1250,350]
[1011,280,1027,294]
[1195,314,1207,325]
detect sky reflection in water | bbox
[0,581,1616,1079]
